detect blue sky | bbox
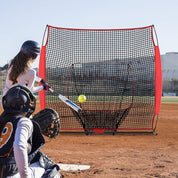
[0,0,178,68]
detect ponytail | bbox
[9,52,31,83]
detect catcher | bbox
[0,85,60,178]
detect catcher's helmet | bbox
[20,40,40,59]
[2,85,36,117]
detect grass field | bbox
[0,95,178,103]
[40,95,178,104]
[161,96,178,103]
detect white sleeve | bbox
[13,118,33,178]
[31,85,44,93]
[26,69,44,93]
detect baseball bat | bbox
[36,76,81,112]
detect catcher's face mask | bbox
[2,84,36,117]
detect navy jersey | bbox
[0,116,45,177]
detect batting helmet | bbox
[20,40,40,59]
[2,85,36,117]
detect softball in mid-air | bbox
[78,95,86,103]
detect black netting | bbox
[43,26,155,131]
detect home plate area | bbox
[58,164,91,171]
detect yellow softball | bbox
[78,95,86,103]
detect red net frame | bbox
[38,25,162,134]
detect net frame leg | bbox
[153,115,159,135]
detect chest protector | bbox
[0,115,45,178]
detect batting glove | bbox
[40,79,51,91]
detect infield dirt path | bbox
[1,103,178,177]
[40,103,178,178]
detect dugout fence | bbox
[38,25,162,134]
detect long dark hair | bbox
[8,51,31,84]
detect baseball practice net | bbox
[39,25,162,134]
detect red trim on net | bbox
[94,129,105,133]
[48,25,153,31]
[153,46,162,118]
[60,128,153,131]
[38,46,46,110]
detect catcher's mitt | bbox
[33,108,60,138]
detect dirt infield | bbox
[1,103,178,177]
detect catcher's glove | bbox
[33,108,60,138]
